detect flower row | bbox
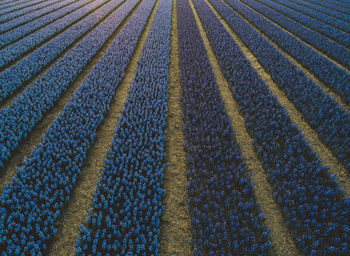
[0,0,67,25]
[177,0,272,254]
[0,0,139,168]
[0,0,124,102]
[194,0,350,254]
[225,0,350,105]
[289,0,350,22]
[0,0,155,254]
[270,0,349,32]
[0,0,29,8]
[76,1,172,254]
[0,0,46,15]
[255,0,350,48]
[305,0,350,15]
[0,0,98,59]
[240,0,350,69]
[210,0,350,170]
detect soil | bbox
[159,0,192,255]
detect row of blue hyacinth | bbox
[194,0,350,254]
[0,0,28,9]
[0,0,46,16]
[76,0,172,254]
[0,0,155,254]
[225,0,350,105]
[269,0,349,32]
[252,0,350,48]
[0,0,74,27]
[305,0,350,15]
[0,0,100,60]
[288,0,350,22]
[178,0,272,254]
[210,0,350,170]
[0,0,139,167]
[0,0,124,102]
[240,0,350,69]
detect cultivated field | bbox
[0,0,349,255]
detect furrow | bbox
[159,0,192,255]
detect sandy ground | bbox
[159,0,192,255]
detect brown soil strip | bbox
[159,0,192,255]
[0,0,142,195]
[223,0,349,112]
[236,0,350,73]
[207,0,350,197]
[252,0,350,49]
[47,0,161,255]
[190,0,302,255]
[0,0,122,110]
